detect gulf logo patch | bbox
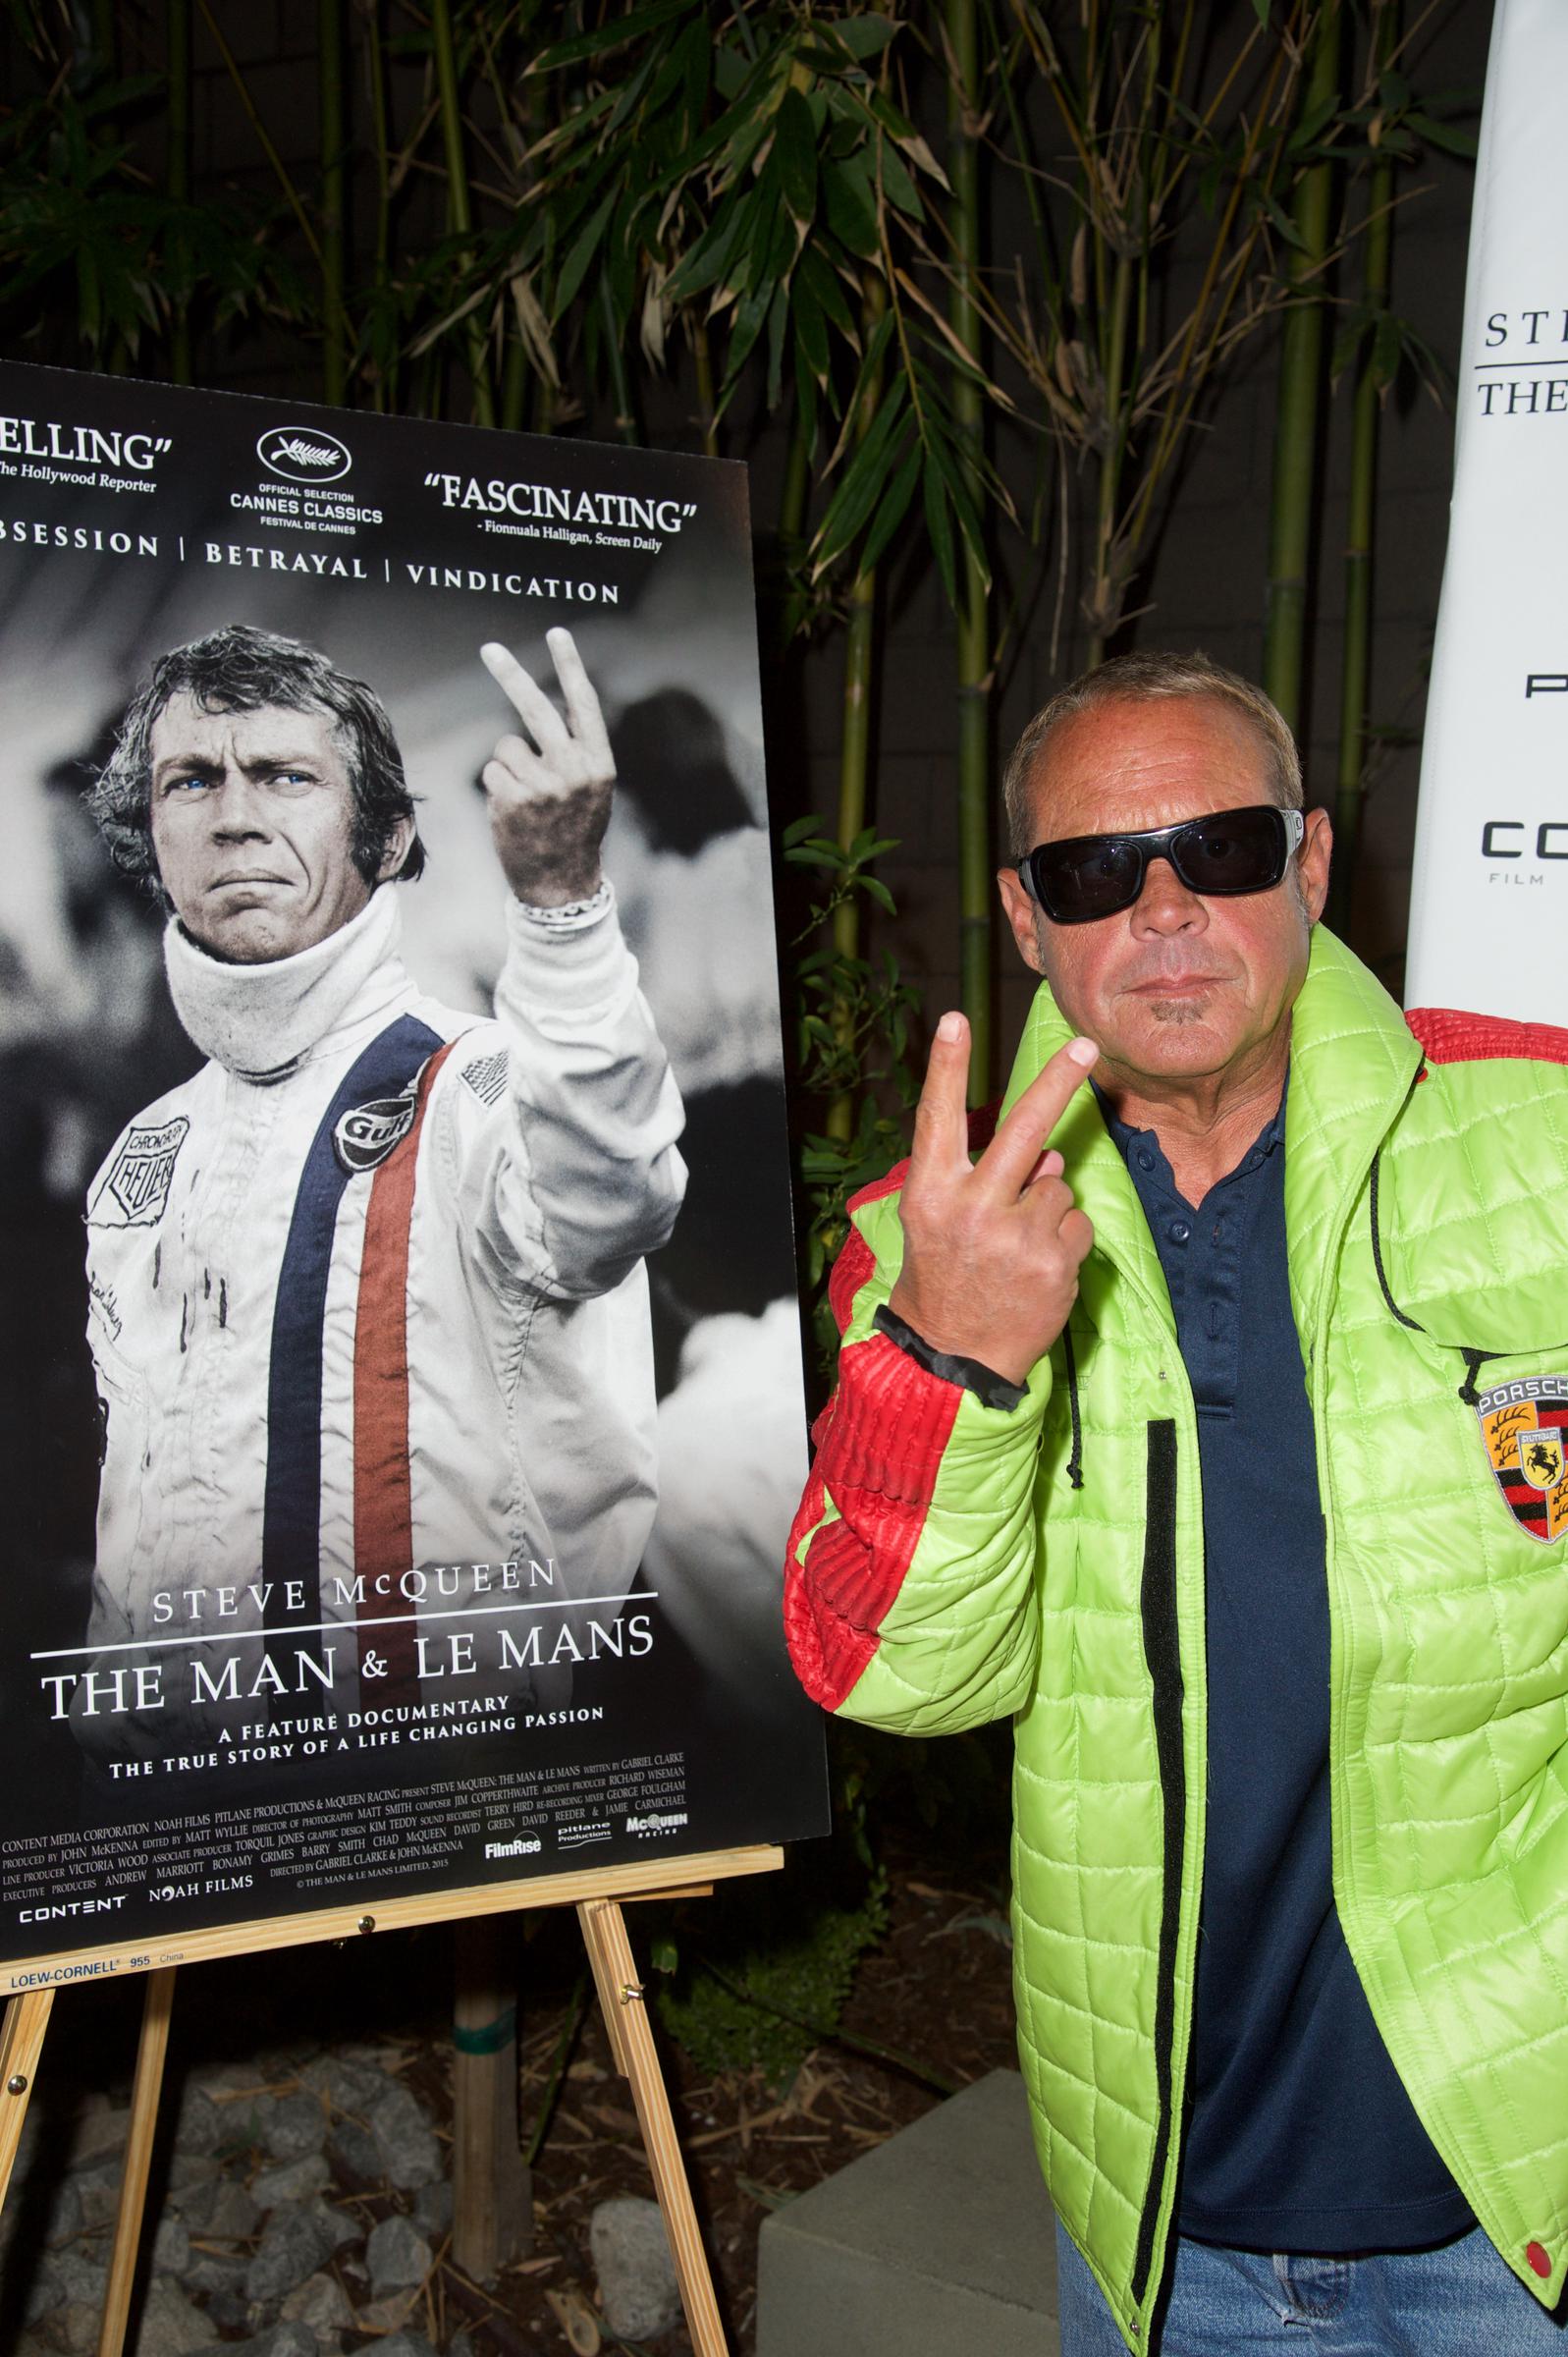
[1475,1376,1568,1545]
[333,1086,418,1174]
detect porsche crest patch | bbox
[1475,1376,1568,1545]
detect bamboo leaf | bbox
[555,188,618,316]
[858,442,921,576]
[797,241,856,338]
[818,16,899,62]
[921,454,957,611]
[533,0,693,72]
[664,200,744,304]
[1404,112,1479,159]
[766,278,790,411]
[793,336,821,451]
[791,271,830,384]
[775,86,818,226]
[877,140,923,221]
[823,158,879,258]
[814,382,911,571]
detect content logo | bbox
[257,426,351,484]
[484,1836,542,1860]
[625,1811,688,1836]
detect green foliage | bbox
[653,1862,890,2091]
[0,53,301,364]
[784,818,919,1365]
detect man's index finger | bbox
[981,1037,1100,1196]
[479,640,570,754]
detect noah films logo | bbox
[257,426,351,485]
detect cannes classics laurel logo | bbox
[257,425,351,484]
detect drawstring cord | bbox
[1061,1323,1085,1490]
[1369,1150,1493,1404]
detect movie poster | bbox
[0,361,828,1982]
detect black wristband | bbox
[872,1303,1029,1413]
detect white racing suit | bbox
[77,881,685,1753]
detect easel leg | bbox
[97,1965,177,2357]
[453,1913,531,2279]
[0,1989,54,2208]
[576,1899,729,2357]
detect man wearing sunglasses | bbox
[785,651,1568,2354]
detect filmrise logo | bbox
[258,426,351,484]
[484,1836,542,1859]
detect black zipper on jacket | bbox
[1129,1416,1184,2312]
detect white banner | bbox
[1405,0,1568,1018]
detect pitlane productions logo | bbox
[257,425,351,485]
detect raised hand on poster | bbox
[479,626,616,908]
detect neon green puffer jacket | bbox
[785,928,1568,2349]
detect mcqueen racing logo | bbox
[257,426,351,484]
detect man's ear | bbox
[1299,806,1332,925]
[375,816,416,884]
[997,864,1047,974]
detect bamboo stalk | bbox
[691,319,720,460]
[773,399,812,651]
[429,0,496,427]
[196,0,322,266]
[90,0,116,78]
[826,282,888,1146]
[1262,1,1343,732]
[166,0,191,384]
[365,0,395,412]
[501,339,528,433]
[320,0,348,405]
[946,0,993,1102]
[1330,0,1398,935]
[600,277,640,449]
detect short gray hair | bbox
[89,622,425,892]
[1001,650,1303,858]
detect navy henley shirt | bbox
[1103,1079,1472,2254]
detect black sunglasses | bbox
[1016,804,1306,926]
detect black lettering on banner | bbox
[1483,822,1525,858]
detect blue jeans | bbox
[1056,2220,1568,2354]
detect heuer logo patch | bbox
[1475,1377,1568,1545]
[334,1088,418,1175]
[89,1118,189,1228]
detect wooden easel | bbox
[0,1844,781,2357]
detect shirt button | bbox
[1527,2242,1551,2278]
[1168,1220,1190,1244]
[1137,1150,1155,1172]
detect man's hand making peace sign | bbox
[888,1013,1101,1386]
[479,626,616,908]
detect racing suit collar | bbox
[163,884,410,1081]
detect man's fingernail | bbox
[937,1012,964,1043]
[1067,1037,1099,1068]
